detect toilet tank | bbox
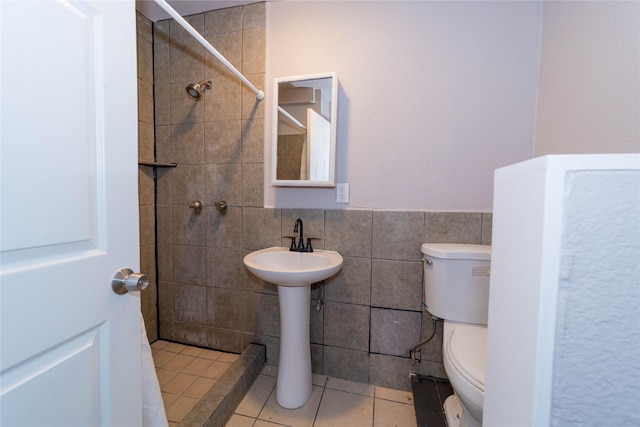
[422,243,491,325]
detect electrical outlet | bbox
[336,183,349,203]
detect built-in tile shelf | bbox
[138,161,177,168]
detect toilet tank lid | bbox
[421,243,491,260]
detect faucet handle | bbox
[283,236,297,251]
[305,237,321,252]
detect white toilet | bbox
[421,243,491,427]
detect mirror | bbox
[272,72,338,187]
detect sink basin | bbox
[243,246,343,409]
[243,246,343,286]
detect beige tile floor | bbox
[151,340,239,426]
[227,365,418,427]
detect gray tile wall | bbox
[137,12,158,341]
[151,3,266,350]
[276,134,305,180]
[139,2,493,393]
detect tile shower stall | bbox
[137,4,492,392]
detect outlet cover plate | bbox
[336,183,349,203]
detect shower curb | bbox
[178,343,266,427]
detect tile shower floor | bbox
[151,340,240,425]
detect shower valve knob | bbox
[215,200,228,213]
[111,268,149,295]
[190,200,204,214]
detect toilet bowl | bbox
[421,243,491,427]
[442,322,486,427]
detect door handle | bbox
[112,268,149,295]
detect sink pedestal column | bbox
[276,284,312,409]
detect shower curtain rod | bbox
[278,106,306,130]
[153,0,265,100]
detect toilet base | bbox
[444,394,481,427]
[444,394,463,427]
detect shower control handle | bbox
[190,200,204,214]
[215,200,228,213]
[111,268,149,295]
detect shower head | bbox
[185,80,212,100]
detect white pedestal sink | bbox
[243,247,343,409]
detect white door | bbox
[307,108,331,181]
[0,1,142,425]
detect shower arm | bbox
[153,0,265,101]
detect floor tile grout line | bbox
[324,387,374,400]
[373,393,416,405]
[372,393,377,427]
[311,382,327,427]
[255,376,277,423]
[375,397,415,406]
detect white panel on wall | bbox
[485,154,640,426]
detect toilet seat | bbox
[447,323,486,392]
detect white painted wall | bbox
[265,1,542,211]
[534,1,640,156]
